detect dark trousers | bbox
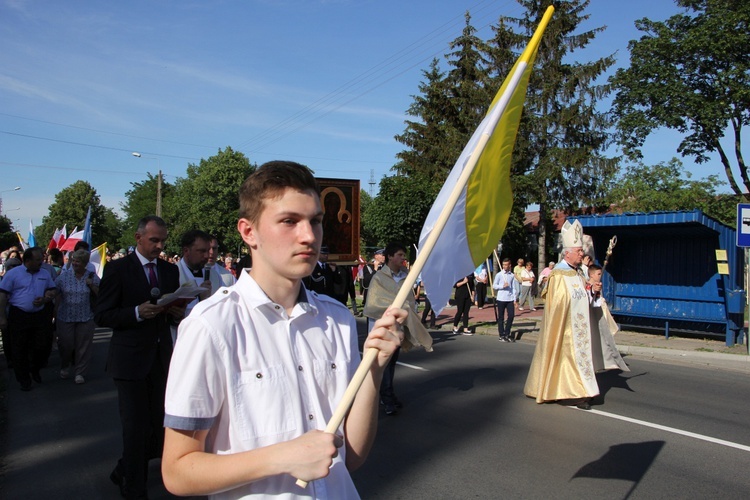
[496,300,515,339]
[475,282,487,307]
[113,352,167,498]
[379,347,400,405]
[8,306,48,385]
[421,297,436,326]
[453,295,472,329]
[40,302,55,368]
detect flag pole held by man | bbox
[297,5,556,487]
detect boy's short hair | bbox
[588,264,602,273]
[383,241,406,264]
[239,161,319,224]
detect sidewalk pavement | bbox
[425,297,750,374]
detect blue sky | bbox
[0,0,729,232]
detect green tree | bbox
[37,181,120,248]
[387,14,493,250]
[0,214,17,251]
[395,13,491,184]
[490,0,617,270]
[120,173,175,247]
[166,147,255,255]
[608,158,738,226]
[611,0,750,199]
[393,59,456,181]
[363,175,436,248]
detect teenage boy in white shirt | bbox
[162,161,404,499]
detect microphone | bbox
[150,287,161,305]
[204,266,211,282]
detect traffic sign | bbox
[736,203,750,247]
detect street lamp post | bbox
[132,153,162,217]
[0,186,21,215]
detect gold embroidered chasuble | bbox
[524,267,628,403]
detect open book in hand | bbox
[156,283,204,307]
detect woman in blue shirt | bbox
[55,249,99,384]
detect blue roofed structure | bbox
[570,210,745,346]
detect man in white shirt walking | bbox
[493,258,517,342]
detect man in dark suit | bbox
[94,216,183,499]
[302,245,338,297]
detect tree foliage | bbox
[362,175,437,249]
[611,0,750,198]
[607,158,738,226]
[377,1,616,266]
[36,180,121,248]
[393,59,457,182]
[0,214,17,251]
[494,0,617,212]
[166,147,255,255]
[382,14,497,247]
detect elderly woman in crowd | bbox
[54,249,99,384]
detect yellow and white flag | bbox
[418,6,552,314]
[90,242,108,278]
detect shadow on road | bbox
[571,440,666,499]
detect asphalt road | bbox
[352,327,750,499]
[1,321,749,499]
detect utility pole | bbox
[369,169,376,197]
[156,170,163,217]
[132,152,162,216]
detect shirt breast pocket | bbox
[234,364,297,440]
[313,358,344,398]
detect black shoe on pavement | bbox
[20,381,32,391]
[384,403,398,416]
[31,371,42,383]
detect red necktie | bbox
[145,262,158,288]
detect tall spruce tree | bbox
[488,0,617,270]
[393,59,455,182]
[388,14,493,247]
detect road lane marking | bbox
[581,408,750,453]
[357,351,429,371]
[396,361,429,371]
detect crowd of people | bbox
[0,162,624,498]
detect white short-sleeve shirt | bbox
[165,271,361,500]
